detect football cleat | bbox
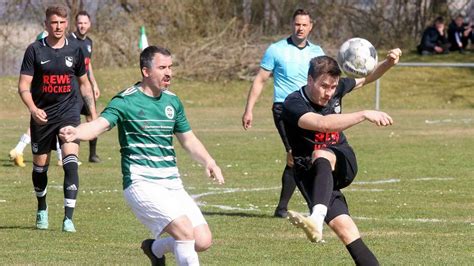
[36,209,49,230]
[141,239,166,266]
[88,154,101,163]
[273,208,288,218]
[62,218,76,233]
[9,149,26,167]
[287,210,323,243]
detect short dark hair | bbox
[434,16,444,24]
[292,9,311,21]
[76,10,90,21]
[308,56,341,80]
[45,5,68,20]
[140,45,172,73]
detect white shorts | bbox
[123,179,206,238]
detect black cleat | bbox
[274,208,288,218]
[141,239,166,266]
[89,154,101,163]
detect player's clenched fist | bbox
[59,126,78,143]
[363,110,393,127]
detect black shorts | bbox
[293,143,358,222]
[30,119,80,155]
[272,103,291,152]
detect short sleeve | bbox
[282,93,310,127]
[173,98,191,133]
[100,96,125,129]
[337,78,357,97]
[260,45,276,72]
[75,48,87,77]
[20,45,36,76]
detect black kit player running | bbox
[69,32,100,163]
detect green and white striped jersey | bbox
[101,82,191,189]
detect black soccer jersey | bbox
[69,32,92,72]
[20,37,86,123]
[282,78,356,158]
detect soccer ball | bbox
[337,38,378,78]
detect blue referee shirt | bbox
[260,37,325,103]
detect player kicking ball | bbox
[282,49,401,265]
[60,45,224,265]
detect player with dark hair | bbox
[59,45,224,265]
[69,10,101,163]
[282,49,401,265]
[17,5,96,233]
[242,9,325,218]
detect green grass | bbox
[1,57,473,264]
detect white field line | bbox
[425,118,473,124]
[191,186,280,200]
[353,179,400,185]
[354,216,471,224]
[412,177,454,181]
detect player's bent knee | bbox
[194,224,212,252]
[312,149,336,168]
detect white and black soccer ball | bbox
[337,38,378,78]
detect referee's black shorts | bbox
[272,103,291,152]
[293,143,358,223]
[30,118,80,155]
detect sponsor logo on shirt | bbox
[42,74,72,94]
[313,132,340,150]
[40,60,51,65]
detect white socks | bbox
[152,237,175,258]
[175,240,199,266]
[15,133,31,153]
[310,204,328,233]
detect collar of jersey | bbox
[42,37,69,47]
[287,36,310,49]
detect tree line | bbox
[1,0,472,79]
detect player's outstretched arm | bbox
[59,117,110,143]
[353,48,402,90]
[78,73,98,120]
[175,131,224,184]
[298,110,393,133]
[242,68,272,130]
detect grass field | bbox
[1,53,473,264]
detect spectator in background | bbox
[448,14,473,53]
[418,16,451,55]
